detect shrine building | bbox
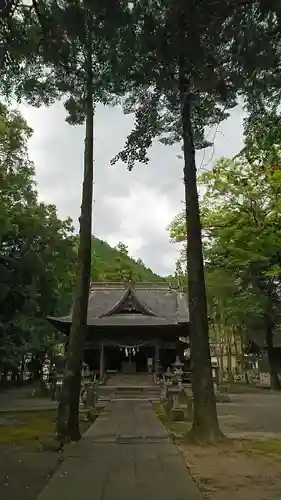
[47,281,190,378]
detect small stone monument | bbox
[163,357,185,421]
[172,356,184,385]
[55,375,63,401]
[165,385,184,421]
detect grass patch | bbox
[0,411,56,445]
[0,408,102,449]
[155,403,281,461]
[218,413,247,429]
[239,438,281,458]
[154,403,191,440]
[226,383,270,394]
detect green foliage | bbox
[165,260,187,291]
[109,1,245,438]
[169,122,281,349]
[200,157,281,283]
[242,109,281,168]
[0,104,77,373]
[1,1,132,120]
[91,238,162,282]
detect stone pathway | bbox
[37,400,202,500]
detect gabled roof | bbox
[101,284,157,317]
[47,281,189,329]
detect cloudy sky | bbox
[18,101,245,276]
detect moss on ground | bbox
[154,403,281,458]
[0,411,56,444]
[239,438,281,458]
[226,383,270,394]
[154,403,191,440]
[0,408,102,449]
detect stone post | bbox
[99,342,105,381]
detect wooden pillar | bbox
[155,343,160,375]
[99,342,105,380]
[64,339,68,356]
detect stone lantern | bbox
[172,356,184,385]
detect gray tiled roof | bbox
[48,281,189,326]
[134,289,177,318]
[88,287,126,317]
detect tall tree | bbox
[38,1,131,442]
[2,0,131,440]
[114,0,281,436]
[205,268,260,379]
[110,0,243,442]
[0,103,76,379]
[47,3,97,442]
[3,0,281,439]
[170,151,281,389]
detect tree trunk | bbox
[19,355,25,382]
[217,321,225,378]
[219,341,224,378]
[214,322,223,382]
[180,83,222,442]
[226,327,233,382]
[227,345,232,382]
[218,303,227,380]
[240,330,248,382]
[57,13,94,443]
[264,313,280,390]
[233,330,242,375]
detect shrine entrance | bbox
[105,343,154,373]
[48,281,190,380]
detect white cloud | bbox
[101,185,179,269]
[17,101,245,276]
[103,185,176,237]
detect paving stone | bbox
[37,400,202,500]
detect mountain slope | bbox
[91,237,164,282]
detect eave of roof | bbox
[47,314,188,327]
[47,281,190,331]
[89,281,172,290]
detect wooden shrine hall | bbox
[47,281,190,378]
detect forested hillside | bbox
[0,104,166,379]
[91,239,163,282]
[0,104,77,378]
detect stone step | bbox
[102,385,159,390]
[97,387,161,402]
[99,387,160,394]
[109,391,160,395]
[98,397,161,403]
[113,397,160,401]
